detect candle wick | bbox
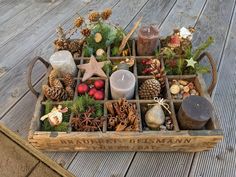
[122,75,124,80]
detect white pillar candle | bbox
[49,50,77,76]
[110,70,136,100]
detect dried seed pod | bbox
[101,8,112,20]
[80,28,91,37]
[88,11,100,22]
[116,121,127,131]
[74,16,84,28]
[94,33,102,43]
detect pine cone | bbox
[88,11,100,22]
[42,85,68,101]
[101,8,112,20]
[74,16,84,28]
[65,86,74,100]
[80,28,91,37]
[51,79,63,88]
[63,73,74,87]
[49,69,59,86]
[139,79,161,99]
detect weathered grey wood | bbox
[192,0,236,86]
[0,132,39,177]
[126,0,207,176]
[0,0,63,47]
[126,152,193,177]
[0,0,32,25]
[0,0,87,78]
[189,4,236,177]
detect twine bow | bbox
[148,97,171,115]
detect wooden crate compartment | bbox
[27,40,223,152]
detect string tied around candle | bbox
[148,97,171,115]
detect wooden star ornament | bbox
[77,55,107,82]
[185,57,197,68]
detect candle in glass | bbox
[137,24,159,56]
[110,70,136,100]
[49,50,77,76]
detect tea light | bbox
[137,24,159,56]
[49,50,77,76]
[110,70,136,100]
[178,96,213,130]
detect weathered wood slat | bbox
[189,3,236,177]
[0,132,39,177]
[0,0,63,47]
[0,0,32,25]
[0,0,86,78]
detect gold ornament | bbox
[96,48,105,56]
[94,32,102,43]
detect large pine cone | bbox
[139,79,161,99]
[42,85,68,101]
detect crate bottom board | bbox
[29,130,223,152]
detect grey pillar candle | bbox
[178,96,213,130]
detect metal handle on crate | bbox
[197,52,217,96]
[27,56,50,97]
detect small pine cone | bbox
[68,41,78,53]
[63,73,74,87]
[42,85,68,101]
[54,39,64,49]
[65,86,74,100]
[48,69,59,86]
[88,11,100,22]
[101,8,112,20]
[80,28,91,37]
[74,16,84,28]
[139,79,161,99]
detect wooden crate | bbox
[28,40,223,152]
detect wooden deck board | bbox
[0,0,235,176]
[189,3,236,177]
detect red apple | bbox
[93,90,104,100]
[88,87,97,97]
[77,83,89,94]
[94,80,104,90]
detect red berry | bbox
[88,87,97,97]
[94,80,104,90]
[77,83,89,94]
[93,90,104,100]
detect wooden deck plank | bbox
[0,0,87,78]
[0,0,32,25]
[126,0,206,176]
[28,162,61,177]
[189,4,236,177]
[0,0,63,47]
[0,132,39,177]
[192,0,236,86]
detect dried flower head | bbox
[74,16,84,28]
[80,28,91,37]
[101,8,112,20]
[88,11,100,22]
